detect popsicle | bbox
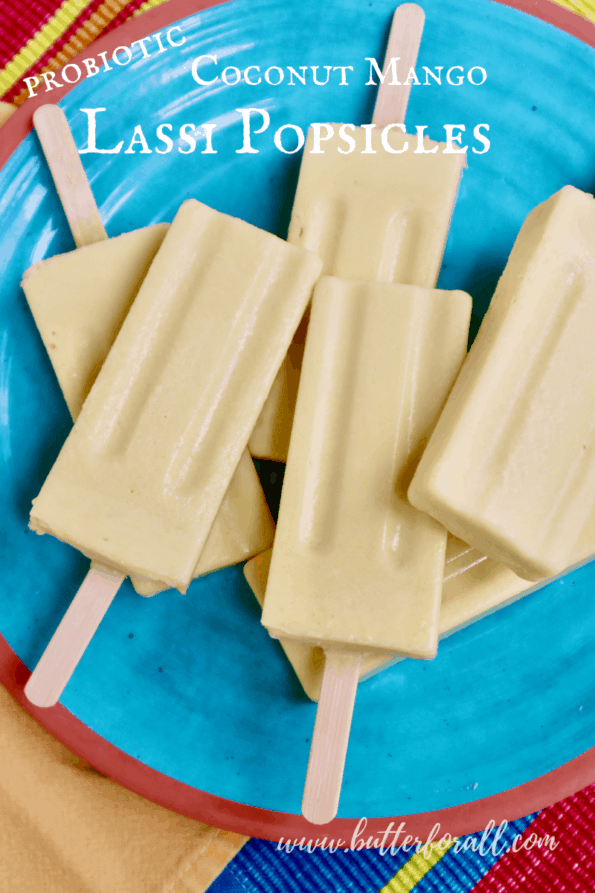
[247,510,595,700]
[409,185,595,582]
[260,277,472,822]
[25,196,321,707]
[249,2,465,461]
[22,227,275,592]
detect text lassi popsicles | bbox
[249,3,464,461]
[261,277,472,821]
[409,185,595,582]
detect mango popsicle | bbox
[23,230,275,593]
[409,185,595,582]
[247,512,595,700]
[261,276,472,821]
[30,198,322,588]
[25,195,321,708]
[249,3,464,461]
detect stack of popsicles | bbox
[249,5,595,822]
[22,2,595,829]
[23,104,321,707]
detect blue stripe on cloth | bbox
[410,813,538,893]
[208,835,416,893]
[206,866,247,893]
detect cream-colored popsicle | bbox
[261,278,471,654]
[23,229,275,593]
[30,199,322,591]
[24,225,168,420]
[247,512,595,700]
[249,124,465,461]
[409,185,595,582]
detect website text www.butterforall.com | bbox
[277,818,559,855]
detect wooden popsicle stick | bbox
[301,5,426,825]
[25,109,121,708]
[25,563,124,707]
[372,4,425,126]
[33,104,107,248]
[302,650,364,824]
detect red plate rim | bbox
[1,0,594,843]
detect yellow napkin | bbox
[0,686,247,893]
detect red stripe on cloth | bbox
[471,786,595,892]
[2,0,148,104]
[0,0,66,66]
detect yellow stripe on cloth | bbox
[133,0,172,16]
[552,0,595,20]
[0,0,96,95]
[380,840,456,893]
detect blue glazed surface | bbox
[1,0,595,818]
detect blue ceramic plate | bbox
[1,0,595,824]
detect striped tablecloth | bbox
[2,0,595,890]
